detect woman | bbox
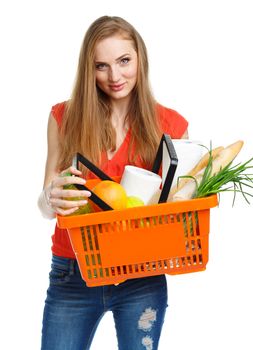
[38,15,188,350]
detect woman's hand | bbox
[45,166,91,216]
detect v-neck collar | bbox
[105,128,131,163]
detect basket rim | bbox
[57,194,218,229]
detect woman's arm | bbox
[38,113,91,219]
[43,113,61,188]
[181,129,189,139]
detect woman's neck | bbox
[110,97,130,127]
[107,98,130,160]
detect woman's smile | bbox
[109,82,126,91]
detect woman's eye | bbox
[95,63,107,70]
[121,57,130,65]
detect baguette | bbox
[172,140,244,201]
[209,140,244,176]
[169,146,224,197]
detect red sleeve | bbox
[156,103,188,138]
[51,101,66,127]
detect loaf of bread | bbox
[171,140,244,201]
[208,140,244,176]
[169,146,224,197]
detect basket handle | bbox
[73,153,115,211]
[152,134,178,203]
[72,134,177,210]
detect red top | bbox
[50,101,188,258]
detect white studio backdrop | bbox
[0,0,252,349]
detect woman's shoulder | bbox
[51,101,67,127]
[156,103,188,139]
[156,103,184,120]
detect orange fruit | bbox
[91,180,127,211]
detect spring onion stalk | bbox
[194,148,253,204]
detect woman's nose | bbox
[109,65,121,82]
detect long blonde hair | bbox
[58,16,162,172]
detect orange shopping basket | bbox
[57,135,218,287]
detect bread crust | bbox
[170,140,244,201]
[169,146,224,197]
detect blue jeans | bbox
[41,255,168,350]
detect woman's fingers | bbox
[45,167,93,214]
[60,166,82,176]
[44,167,90,213]
[55,206,81,216]
[50,197,88,209]
[58,189,91,199]
[49,186,91,212]
[60,166,82,177]
[50,185,91,200]
[52,174,87,188]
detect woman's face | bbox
[94,35,138,102]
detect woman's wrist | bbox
[38,184,56,220]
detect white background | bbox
[1,0,253,349]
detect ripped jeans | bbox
[41,255,168,350]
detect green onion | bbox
[194,146,253,204]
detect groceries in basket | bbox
[91,180,127,211]
[62,136,253,215]
[64,177,145,214]
[120,165,162,205]
[163,139,204,190]
[65,134,177,214]
[169,140,253,204]
[126,196,145,208]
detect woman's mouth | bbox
[109,83,125,91]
